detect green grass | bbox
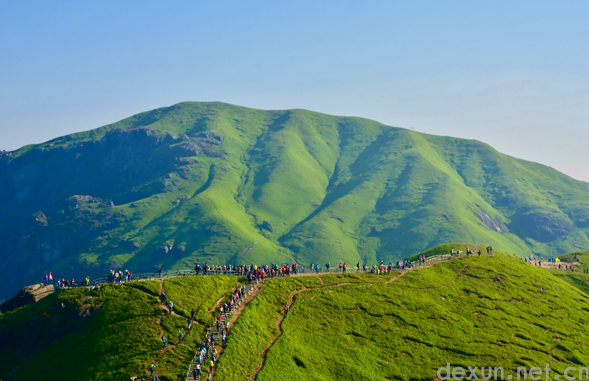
[3,101,589,301]
[245,255,589,380]
[558,250,589,264]
[215,277,306,381]
[0,275,241,380]
[164,275,241,323]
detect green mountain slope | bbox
[219,255,589,381]
[5,253,589,380]
[0,275,239,380]
[1,101,589,300]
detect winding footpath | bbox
[185,279,262,381]
[178,252,474,381]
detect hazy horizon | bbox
[1,1,588,181]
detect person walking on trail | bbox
[178,330,184,343]
[168,300,173,314]
[357,262,360,271]
[158,265,162,275]
[149,363,156,377]
[161,335,167,348]
[478,250,481,257]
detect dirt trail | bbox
[250,257,477,379]
[206,281,263,380]
[137,279,204,375]
[251,285,306,380]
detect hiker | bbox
[149,363,156,377]
[158,265,162,276]
[178,330,184,343]
[44,274,49,286]
[192,367,198,380]
[283,304,289,316]
[357,262,360,271]
[162,335,167,348]
[222,332,226,346]
[478,250,481,257]
[168,300,173,314]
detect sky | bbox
[1,1,588,181]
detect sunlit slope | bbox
[1,101,589,299]
[250,256,589,381]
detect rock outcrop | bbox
[155,243,173,257]
[263,220,275,233]
[0,283,54,313]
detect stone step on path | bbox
[186,280,259,381]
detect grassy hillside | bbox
[217,255,589,380]
[0,275,240,380]
[4,251,589,380]
[1,101,589,299]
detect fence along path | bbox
[181,252,471,381]
[60,252,457,290]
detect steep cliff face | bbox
[1,101,589,300]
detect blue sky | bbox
[1,1,588,180]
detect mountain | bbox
[1,101,589,300]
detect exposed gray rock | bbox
[263,220,275,233]
[181,134,190,141]
[476,210,507,233]
[0,283,54,313]
[155,243,173,257]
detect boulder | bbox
[263,220,275,233]
[0,283,54,313]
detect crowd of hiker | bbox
[521,254,584,272]
[188,284,249,380]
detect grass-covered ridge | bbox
[2,101,589,300]
[215,255,589,381]
[0,275,240,380]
